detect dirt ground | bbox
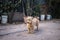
[0,20,60,40]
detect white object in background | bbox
[1,15,8,24]
[41,15,45,21]
[47,15,51,20]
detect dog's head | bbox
[26,16,33,24]
[27,19,32,24]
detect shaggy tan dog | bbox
[24,16,39,33]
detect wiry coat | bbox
[24,16,39,33]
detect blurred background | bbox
[0,0,60,24]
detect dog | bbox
[24,16,40,33]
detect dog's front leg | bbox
[28,28,31,33]
[27,24,31,33]
[31,27,34,33]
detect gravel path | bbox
[0,21,60,40]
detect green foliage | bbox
[0,0,22,13]
[33,4,40,16]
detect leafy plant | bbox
[0,0,22,13]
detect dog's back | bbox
[32,17,39,26]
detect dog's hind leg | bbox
[37,26,38,31]
[36,23,38,31]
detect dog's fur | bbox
[27,21,34,33]
[32,17,39,31]
[26,16,34,33]
[24,16,39,33]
